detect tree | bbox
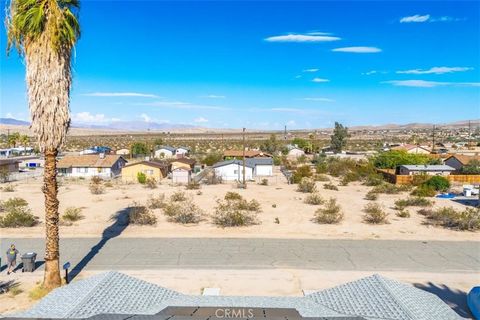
[6,0,80,290]
[330,122,348,153]
[8,132,20,147]
[261,134,280,154]
[130,142,148,156]
[19,134,30,154]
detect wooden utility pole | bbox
[432,125,436,153]
[242,127,246,187]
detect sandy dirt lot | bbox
[0,169,478,241]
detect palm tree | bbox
[6,0,80,290]
[19,134,30,154]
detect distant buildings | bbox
[115,148,130,156]
[58,154,127,178]
[391,144,431,154]
[79,146,113,155]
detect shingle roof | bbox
[13,272,462,319]
[246,157,273,166]
[57,155,126,169]
[223,150,272,158]
[124,161,168,169]
[399,165,455,171]
[212,159,255,169]
[306,274,461,320]
[446,154,480,165]
[156,146,176,152]
[392,145,431,152]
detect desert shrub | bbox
[29,285,49,300]
[213,199,259,227]
[304,193,324,205]
[147,194,165,209]
[205,172,222,185]
[128,203,157,225]
[314,198,343,224]
[104,181,114,188]
[170,191,187,202]
[137,172,147,184]
[91,176,103,185]
[364,191,378,201]
[396,209,411,218]
[0,198,38,228]
[62,207,84,222]
[314,174,330,182]
[203,152,223,166]
[259,178,269,186]
[422,207,480,231]
[0,167,10,183]
[292,165,312,184]
[145,177,157,189]
[411,174,430,186]
[186,181,201,190]
[410,185,436,197]
[323,183,339,191]
[224,191,243,201]
[340,171,361,186]
[274,217,280,224]
[89,183,105,195]
[297,177,317,193]
[3,184,15,192]
[363,203,388,224]
[363,174,384,186]
[423,176,450,192]
[394,197,433,209]
[371,183,409,195]
[163,199,203,224]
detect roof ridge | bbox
[375,274,416,320]
[64,271,116,318]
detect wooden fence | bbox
[375,169,480,185]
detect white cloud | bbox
[140,113,152,122]
[400,14,430,23]
[384,80,480,87]
[312,78,330,83]
[332,46,382,53]
[303,68,319,72]
[294,75,302,79]
[286,120,297,126]
[72,112,109,123]
[265,33,341,42]
[194,117,209,123]
[201,95,226,99]
[83,92,159,98]
[396,66,473,74]
[136,101,227,110]
[302,97,335,102]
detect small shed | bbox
[172,166,191,184]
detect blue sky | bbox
[1,0,479,129]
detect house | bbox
[247,157,273,176]
[391,144,431,154]
[18,156,44,169]
[0,159,20,174]
[169,157,196,171]
[396,165,455,176]
[172,166,192,184]
[444,154,480,171]
[286,144,305,158]
[0,147,34,158]
[80,146,112,155]
[16,271,462,320]
[154,146,176,158]
[223,150,272,160]
[175,146,190,156]
[57,154,127,178]
[121,161,168,182]
[212,159,254,181]
[116,148,130,155]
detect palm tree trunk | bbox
[43,148,61,289]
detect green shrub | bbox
[171,191,187,202]
[423,176,450,191]
[1,197,28,211]
[137,172,147,184]
[340,171,361,186]
[314,198,343,224]
[363,174,384,186]
[411,174,430,186]
[371,150,432,169]
[0,198,38,228]
[292,165,312,184]
[394,197,433,209]
[371,183,409,195]
[128,203,157,225]
[297,177,317,193]
[411,185,436,197]
[363,203,388,224]
[62,207,84,222]
[163,199,203,224]
[225,191,243,201]
[147,194,165,209]
[304,193,324,205]
[323,183,339,191]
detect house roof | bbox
[399,165,455,171]
[223,150,272,158]
[246,157,274,166]
[14,272,461,319]
[156,146,176,152]
[445,154,480,165]
[169,158,196,165]
[57,155,126,169]
[172,165,192,171]
[176,146,190,151]
[123,161,168,169]
[212,159,255,169]
[391,145,431,152]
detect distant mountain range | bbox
[0,118,198,131]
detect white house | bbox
[212,160,254,181]
[154,146,176,158]
[396,165,455,176]
[286,145,305,158]
[246,158,273,176]
[57,154,127,178]
[172,166,191,184]
[116,148,130,155]
[175,147,190,156]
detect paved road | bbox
[1,238,479,273]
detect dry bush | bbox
[3,184,15,192]
[163,199,203,224]
[297,177,317,193]
[147,194,165,209]
[420,207,480,231]
[186,181,201,190]
[314,198,343,224]
[363,203,388,224]
[314,174,330,182]
[224,191,243,201]
[61,207,84,224]
[170,191,187,202]
[410,185,436,197]
[0,198,38,228]
[394,197,433,210]
[212,194,261,227]
[396,209,411,218]
[323,183,339,191]
[304,193,324,205]
[89,183,105,195]
[364,191,378,201]
[104,181,114,188]
[371,183,410,195]
[259,178,269,186]
[145,177,157,189]
[128,203,157,225]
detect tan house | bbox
[444,154,480,171]
[58,154,127,178]
[116,148,130,156]
[169,158,196,171]
[391,144,431,154]
[121,161,168,182]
